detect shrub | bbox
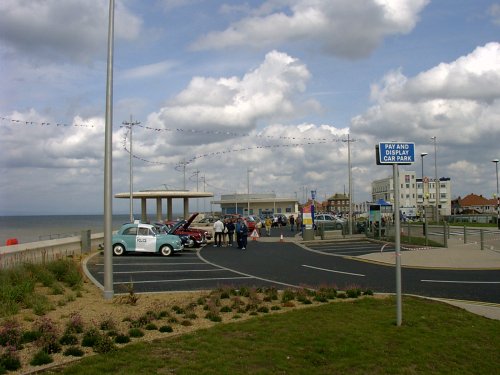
[128,328,144,338]
[257,306,269,313]
[63,346,84,357]
[30,350,53,366]
[281,289,296,303]
[81,328,101,347]
[29,294,53,316]
[59,333,78,346]
[205,312,222,322]
[0,349,21,371]
[21,330,42,344]
[180,320,192,327]
[65,312,84,334]
[270,306,281,311]
[34,317,60,353]
[184,313,198,320]
[346,288,361,299]
[145,323,158,331]
[220,306,232,313]
[99,316,117,331]
[114,334,130,344]
[159,325,173,333]
[0,320,22,349]
[93,334,116,354]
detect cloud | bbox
[0,0,142,63]
[120,60,177,80]
[145,50,314,144]
[489,4,500,26]
[192,0,429,58]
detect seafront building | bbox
[371,170,452,218]
[211,193,299,217]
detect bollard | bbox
[463,225,467,244]
[480,229,484,250]
[443,222,448,248]
[81,229,91,254]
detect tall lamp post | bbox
[420,152,428,218]
[493,159,499,229]
[431,136,439,222]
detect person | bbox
[289,215,295,232]
[235,217,248,249]
[296,215,302,232]
[226,218,235,246]
[222,218,229,246]
[213,218,224,247]
[265,216,272,236]
[273,215,279,228]
[256,219,262,236]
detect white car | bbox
[314,214,344,229]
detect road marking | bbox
[100,269,225,274]
[302,264,365,277]
[113,276,253,285]
[96,262,204,266]
[421,280,500,284]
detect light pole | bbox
[420,152,428,219]
[431,136,439,222]
[493,159,499,229]
[247,168,252,215]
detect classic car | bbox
[154,222,195,248]
[165,213,212,247]
[112,222,183,256]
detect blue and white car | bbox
[112,222,183,256]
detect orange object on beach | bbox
[6,238,19,246]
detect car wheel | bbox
[113,244,125,256]
[160,245,173,256]
[335,223,343,230]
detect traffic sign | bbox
[377,142,415,165]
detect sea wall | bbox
[0,232,104,269]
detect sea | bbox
[0,214,183,245]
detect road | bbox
[85,240,500,304]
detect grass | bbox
[45,296,500,375]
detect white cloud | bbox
[0,0,142,63]
[489,4,500,26]
[120,60,177,80]
[192,0,429,58]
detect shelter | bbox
[115,190,213,222]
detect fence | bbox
[0,230,103,269]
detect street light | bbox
[493,159,499,229]
[431,137,439,222]
[420,152,428,218]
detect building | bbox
[371,170,452,218]
[453,193,497,214]
[211,193,298,217]
[325,193,350,214]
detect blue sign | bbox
[378,142,415,164]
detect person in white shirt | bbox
[213,218,224,247]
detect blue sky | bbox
[1,0,500,215]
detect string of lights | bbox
[0,116,95,128]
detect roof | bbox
[459,193,491,207]
[115,190,213,199]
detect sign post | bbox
[377,142,415,327]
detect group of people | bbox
[213,217,248,250]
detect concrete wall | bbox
[0,232,104,269]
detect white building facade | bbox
[371,170,451,218]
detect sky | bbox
[1,0,500,216]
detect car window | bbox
[123,227,137,236]
[138,227,150,236]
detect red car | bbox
[165,213,212,247]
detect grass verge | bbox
[46,296,500,375]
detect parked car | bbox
[314,214,344,229]
[154,222,194,248]
[194,216,219,226]
[165,213,212,247]
[244,216,258,232]
[272,213,288,227]
[112,222,183,256]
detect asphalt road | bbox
[86,240,500,304]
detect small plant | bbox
[81,328,101,347]
[257,306,269,313]
[0,320,22,349]
[346,288,361,299]
[65,312,84,334]
[122,282,139,305]
[270,305,281,311]
[115,334,131,344]
[63,346,84,357]
[50,282,65,295]
[145,323,158,330]
[99,316,117,331]
[363,289,374,296]
[232,314,242,319]
[281,289,296,303]
[180,320,192,326]
[159,325,173,333]
[30,350,53,366]
[34,317,60,353]
[93,334,116,354]
[184,313,198,320]
[21,330,42,344]
[205,312,222,322]
[0,348,21,371]
[59,333,78,346]
[220,306,232,313]
[282,301,295,307]
[128,328,144,338]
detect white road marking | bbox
[302,264,365,277]
[100,269,225,274]
[421,280,500,284]
[113,276,253,285]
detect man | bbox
[289,215,295,232]
[235,217,248,250]
[213,218,224,247]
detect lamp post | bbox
[247,168,252,215]
[420,152,428,218]
[431,137,439,222]
[493,159,499,229]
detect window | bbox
[123,227,137,236]
[138,227,150,236]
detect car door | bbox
[136,225,157,253]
